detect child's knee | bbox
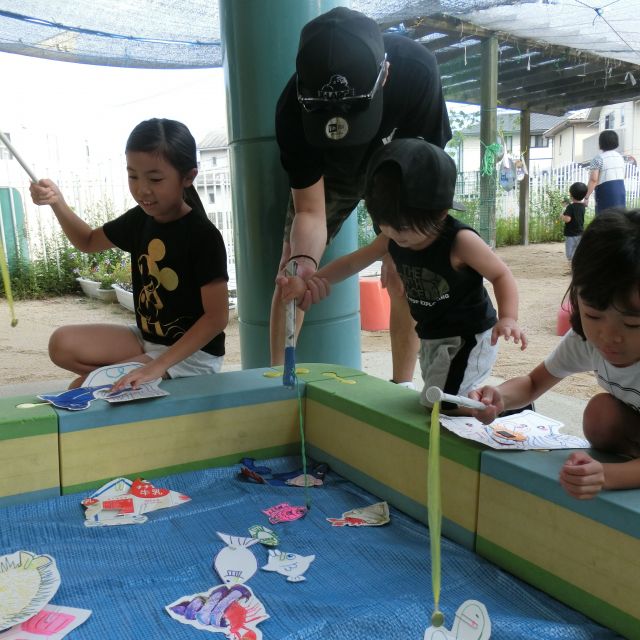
[48,326,76,363]
[582,393,626,447]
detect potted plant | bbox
[71,249,122,303]
[111,257,135,312]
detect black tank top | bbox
[388,216,497,340]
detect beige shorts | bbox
[283,174,366,243]
[419,328,497,408]
[128,325,223,379]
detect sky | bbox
[1,52,228,163]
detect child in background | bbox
[278,138,526,412]
[469,209,640,498]
[30,118,229,390]
[560,181,587,269]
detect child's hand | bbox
[559,451,605,499]
[468,386,503,424]
[297,275,331,311]
[30,179,63,206]
[275,273,307,304]
[491,318,527,351]
[110,360,167,392]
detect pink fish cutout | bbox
[262,502,307,524]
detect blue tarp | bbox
[0,457,623,639]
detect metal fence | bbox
[5,161,640,282]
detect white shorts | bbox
[418,328,497,408]
[128,326,223,379]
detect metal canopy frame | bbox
[382,15,640,114]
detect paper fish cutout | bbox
[214,533,259,585]
[1,605,92,639]
[327,501,390,527]
[261,549,315,582]
[166,583,268,639]
[0,551,61,632]
[424,600,491,640]
[248,525,279,547]
[262,503,307,524]
[285,474,323,487]
[240,458,328,486]
[439,410,589,450]
[38,362,168,410]
[81,477,190,526]
[38,386,109,411]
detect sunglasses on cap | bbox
[297,54,387,114]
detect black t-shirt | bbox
[103,206,228,356]
[275,34,452,189]
[388,216,497,340]
[563,202,585,237]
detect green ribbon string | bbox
[0,240,17,327]
[296,378,310,510]
[481,142,503,176]
[428,402,443,625]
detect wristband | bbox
[288,254,318,270]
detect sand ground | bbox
[0,242,599,401]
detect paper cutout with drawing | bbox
[0,551,61,632]
[248,525,279,547]
[38,362,168,410]
[262,503,307,524]
[0,605,92,639]
[81,477,190,526]
[213,533,259,585]
[261,549,315,582]
[439,410,590,450]
[326,501,390,527]
[423,600,491,640]
[239,458,327,487]
[166,583,268,639]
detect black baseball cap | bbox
[295,7,385,148]
[365,138,464,211]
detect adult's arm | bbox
[287,178,327,279]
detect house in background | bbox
[197,128,230,213]
[544,102,640,167]
[456,112,564,175]
[543,109,598,167]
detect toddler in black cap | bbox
[281,138,526,413]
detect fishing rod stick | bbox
[283,260,297,388]
[0,130,39,182]
[425,386,485,410]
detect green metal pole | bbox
[479,35,498,248]
[220,0,361,370]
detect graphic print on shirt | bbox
[398,263,450,307]
[137,238,180,338]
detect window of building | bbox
[604,112,615,129]
[530,134,549,148]
[503,135,513,152]
[207,187,216,204]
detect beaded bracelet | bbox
[288,254,319,270]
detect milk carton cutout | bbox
[213,533,259,585]
[261,549,315,582]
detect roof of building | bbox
[460,112,564,136]
[198,130,228,150]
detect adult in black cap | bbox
[271,6,452,387]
